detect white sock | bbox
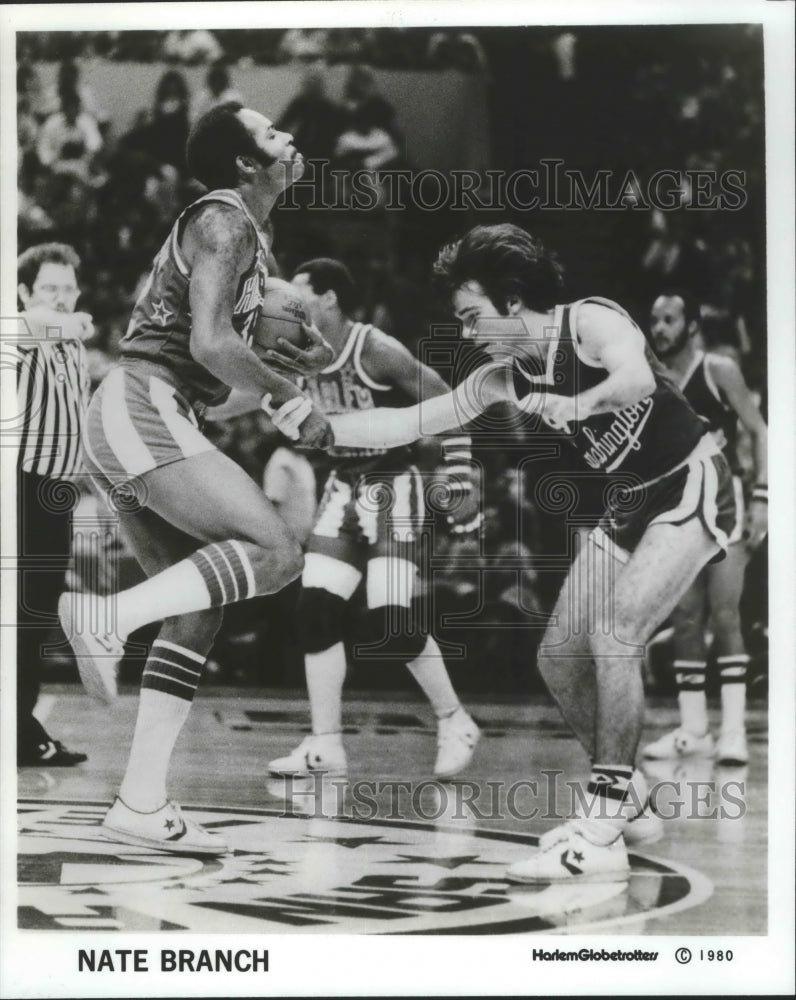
[112,561,212,638]
[719,655,749,732]
[118,689,191,811]
[576,764,637,845]
[406,636,460,718]
[674,660,709,735]
[306,643,347,736]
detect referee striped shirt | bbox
[16,338,90,477]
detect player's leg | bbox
[269,473,363,776]
[643,572,714,758]
[707,540,750,763]
[508,518,718,884]
[360,468,480,777]
[62,449,304,678]
[100,504,227,853]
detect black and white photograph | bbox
[1,1,793,996]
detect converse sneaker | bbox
[434,708,481,778]
[268,734,348,777]
[102,797,228,856]
[716,729,748,766]
[642,727,715,760]
[59,592,124,703]
[506,823,630,884]
[623,803,664,846]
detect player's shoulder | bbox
[704,350,744,389]
[359,325,410,364]
[182,198,253,259]
[574,298,638,335]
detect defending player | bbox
[265,258,481,779]
[323,224,737,883]
[643,290,767,765]
[61,103,334,855]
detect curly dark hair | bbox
[186,102,271,190]
[433,223,565,313]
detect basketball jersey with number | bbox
[121,189,269,406]
[679,352,741,475]
[301,323,413,476]
[510,297,707,484]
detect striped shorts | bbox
[83,362,215,491]
[592,435,737,564]
[308,466,425,569]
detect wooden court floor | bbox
[16,685,767,936]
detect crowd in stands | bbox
[17,27,767,692]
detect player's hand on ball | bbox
[537,392,577,433]
[265,322,334,375]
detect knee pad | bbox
[354,605,427,665]
[296,588,349,654]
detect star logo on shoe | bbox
[164,819,176,832]
[560,849,584,875]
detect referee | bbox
[16,243,93,766]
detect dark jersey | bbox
[301,323,413,478]
[510,297,707,485]
[121,189,269,407]
[679,352,741,475]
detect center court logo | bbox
[18,799,711,934]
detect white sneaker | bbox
[434,708,481,778]
[506,823,630,884]
[623,803,664,846]
[102,798,228,856]
[642,727,715,760]
[58,592,124,703]
[268,734,348,777]
[716,729,748,766]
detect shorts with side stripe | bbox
[307,466,425,571]
[591,436,737,565]
[83,361,216,492]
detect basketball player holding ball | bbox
[60,103,334,855]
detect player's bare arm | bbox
[562,302,656,420]
[328,360,509,449]
[183,203,305,406]
[17,305,94,343]
[359,327,452,402]
[707,352,768,545]
[706,353,768,484]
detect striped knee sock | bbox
[120,640,209,810]
[674,659,709,735]
[718,654,748,733]
[188,540,256,606]
[141,639,206,702]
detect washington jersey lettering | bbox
[678,352,741,475]
[511,297,707,484]
[302,323,413,475]
[121,189,269,406]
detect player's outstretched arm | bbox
[329,361,510,448]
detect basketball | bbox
[250,278,309,359]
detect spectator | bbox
[278,67,342,164]
[162,29,223,65]
[277,28,329,63]
[192,61,244,123]
[341,66,397,136]
[122,69,191,172]
[37,90,103,185]
[40,59,109,131]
